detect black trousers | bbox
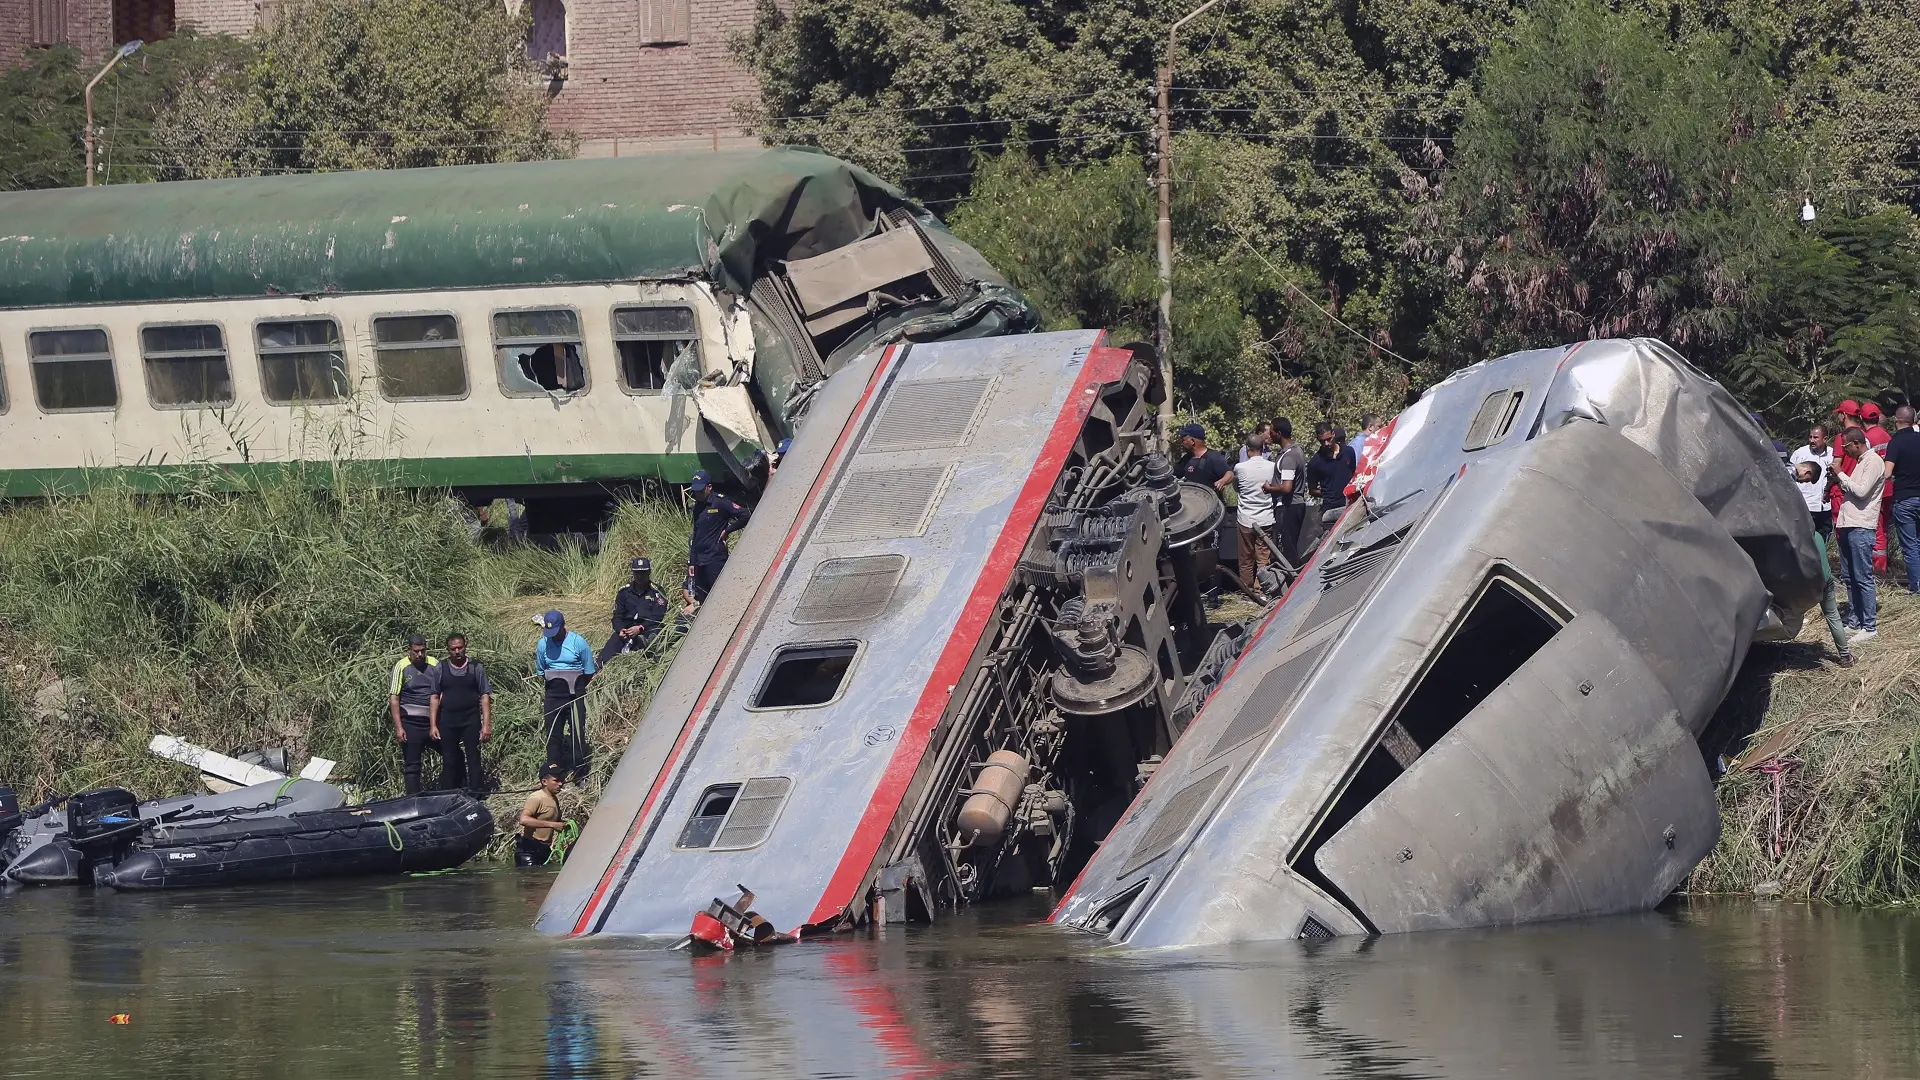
[688,554,727,599]
[515,834,553,867]
[543,677,590,783]
[596,628,651,666]
[1274,503,1306,567]
[437,715,483,793]
[399,718,438,795]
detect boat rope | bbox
[383,820,403,851]
[274,777,300,803]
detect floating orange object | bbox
[107,1014,131,1025]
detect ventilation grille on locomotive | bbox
[862,377,996,453]
[1118,766,1230,878]
[712,777,795,851]
[791,555,910,624]
[816,464,955,543]
[1206,640,1333,760]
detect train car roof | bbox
[0,148,993,310]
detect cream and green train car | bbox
[0,149,1038,523]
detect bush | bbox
[0,479,691,810]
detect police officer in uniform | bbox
[684,470,750,608]
[598,556,668,665]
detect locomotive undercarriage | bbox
[864,360,1229,924]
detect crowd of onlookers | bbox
[1172,414,1390,604]
[1789,399,1920,667]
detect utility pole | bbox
[85,41,143,187]
[1155,0,1227,446]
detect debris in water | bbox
[107,1014,131,1025]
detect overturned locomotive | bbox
[1054,336,1822,944]
[541,333,1819,944]
[537,330,1226,936]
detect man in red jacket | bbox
[1863,402,1894,572]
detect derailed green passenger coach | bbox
[0,148,1038,510]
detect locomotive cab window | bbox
[256,318,349,404]
[373,313,468,400]
[141,323,234,408]
[611,305,698,394]
[29,328,118,412]
[675,784,740,849]
[493,308,586,396]
[751,643,859,709]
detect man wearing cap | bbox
[1175,424,1233,492]
[388,635,440,795]
[515,764,568,867]
[684,471,751,607]
[535,610,596,784]
[599,556,669,665]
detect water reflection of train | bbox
[545,333,1817,948]
[0,150,1036,529]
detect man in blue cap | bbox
[684,470,751,609]
[1175,423,1232,492]
[534,609,596,784]
[598,556,668,665]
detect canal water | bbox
[1,868,1914,1078]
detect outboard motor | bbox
[0,787,20,853]
[65,787,142,884]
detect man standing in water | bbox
[535,610,596,785]
[516,764,568,866]
[389,635,439,795]
[427,633,492,793]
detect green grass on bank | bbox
[0,479,693,849]
[1693,588,1920,904]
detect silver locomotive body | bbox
[1052,338,1820,945]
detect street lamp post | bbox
[84,40,143,187]
[1154,0,1228,445]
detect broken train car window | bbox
[493,308,587,396]
[1289,571,1567,920]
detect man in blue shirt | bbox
[535,609,596,785]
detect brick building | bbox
[5,0,260,62]
[3,0,761,156]
[529,0,760,156]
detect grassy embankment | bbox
[1693,586,1920,903]
[0,475,694,854]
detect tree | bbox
[1731,213,1920,420]
[152,0,569,179]
[0,35,250,191]
[1421,0,1791,365]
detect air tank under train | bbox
[1052,336,1822,944]
[538,330,1229,937]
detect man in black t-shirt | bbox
[1175,423,1233,492]
[1304,423,1358,516]
[1883,404,1920,593]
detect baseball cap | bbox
[539,609,565,639]
[776,438,792,455]
[539,763,566,781]
[630,557,652,572]
[1177,423,1206,441]
[1862,402,1884,421]
[688,470,710,492]
[1838,399,1862,417]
